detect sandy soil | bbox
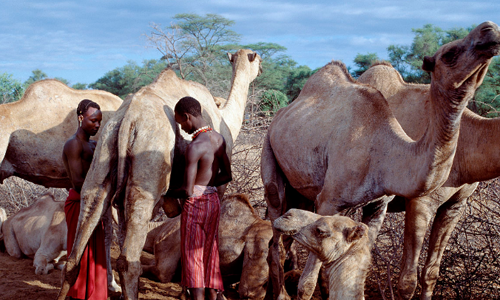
[0,245,187,300]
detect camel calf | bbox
[0,193,67,275]
[142,193,275,300]
[274,209,371,300]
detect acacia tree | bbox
[145,13,241,85]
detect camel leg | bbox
[298,253,322,300]
[116,185,157,300]
[262,132,289,300]
[362,195,393,246]
[398,196,438,300]
[103,207,122,293]
[419,187,473,300]
[296,178,345,300]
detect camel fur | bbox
[358,21,500,300]
[274,209,370,300]
[261,22,500,300]
[142,193,273,300]
[58,49,262,300]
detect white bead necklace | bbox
[191,125,211,137]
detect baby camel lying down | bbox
[142,193,280,300]
[274,209,371,300]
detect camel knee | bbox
[116,255,128,273]
[265,183,281,209]
[397,271,418,300]
[420,266,440,299]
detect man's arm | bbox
[63,139,85,193]
[213,138,232,187]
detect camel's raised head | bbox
[227,49,263,79]
[274,209,368,263]
[422,21,500,91]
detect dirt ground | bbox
[0,244,190,300]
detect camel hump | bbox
[222,193,256,215]
[299,60,358,99]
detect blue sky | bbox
[1,0,499,85]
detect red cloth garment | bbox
[65,188,108,300]
[181,185,224,291]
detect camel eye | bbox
[441,46,459,65]
[315,225,330,238]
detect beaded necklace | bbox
[191,125,213,140]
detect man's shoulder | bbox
[63,136,83,154]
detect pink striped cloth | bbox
[181,185,224,291]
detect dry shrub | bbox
[366,179,500,299]
[0,177,67,217]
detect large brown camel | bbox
[261,22,500,300]
[142,193,274,300]
[57,49,262,300]
[0,79,122,188]
[0,79,123,292]
[274,209,371,300]
[357,21,500,300]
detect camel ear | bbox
[422,56,435,72]
[346,224,366,243]
[227,52,234,62]
[248,52,257,62]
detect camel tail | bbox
[111,115,135,208]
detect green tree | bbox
[72,83,88,90]
[146,13,240,82]
[387,24,472,83]
[0,73,24,103]
[24,69,48,87]
[90,59,167,98]
[284,65,316,101]
[472,56,500,116]
[351,53,380,78]
[260,89,288,113]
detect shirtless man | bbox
[166,96,232,300]
[62,99,107,300]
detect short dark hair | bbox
[77,99,100,116]
[175,96,202,117]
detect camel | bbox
[0,79,123,292]
[261,21,500,300]
[0,193,67,275]
[142,193,274,300]
[58,49,262,300]
[356,21,500,300]
[274,209,370,300]
[0,79,122,188]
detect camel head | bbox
[273,209,369,264]
[227,49,263,83]
[422,21,500,93]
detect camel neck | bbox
[220,62,253,144]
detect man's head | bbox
[77,99,102,136]
[174,96,203,134]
